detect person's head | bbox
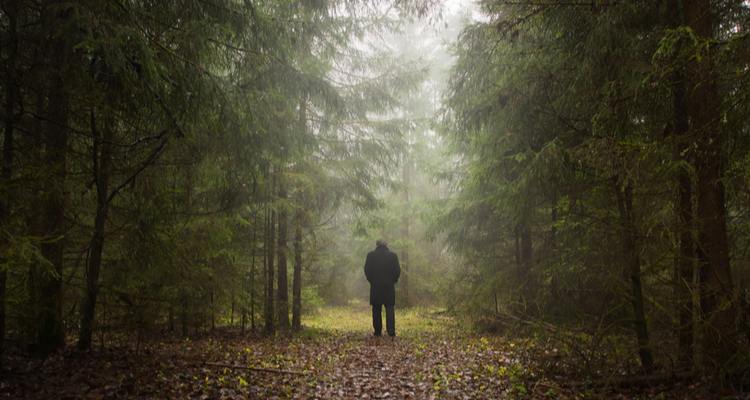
[376,239,387,248]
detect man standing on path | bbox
[364,239,401,337]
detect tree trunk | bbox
[0,0,18,364]
[169,306,174,332]
[435,235,441,271]
[672,59,695,368]
[38,104,68,356]
[181,303,188,337]
[666,0,695,367]
[292,96,306,332]
[38,12,70,355]
[292,210,303,331]
[24,90,46,352]
[78,108,114,350]
[614,180,654,374]
[276,166,290,330]
[264,171,276,333]
[676,140,696,367]
[251,217,257,331]
[514,228,521,268]
[401,155,410,307]
[682,0,737,371]
[520,220,532,270]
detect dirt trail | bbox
[244,304,537,399]
[0,304,731,399]
[0,306,522,399]
[283,331,513,399]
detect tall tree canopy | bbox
[4,0,749,384]
[0,0,441,357]
[435,0,750,375]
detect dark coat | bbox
[364,245,401,306]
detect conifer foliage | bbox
[0,0,438,358]
[437,0,750,375]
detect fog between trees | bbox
[1,0,749,378]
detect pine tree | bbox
[437,0,750,373]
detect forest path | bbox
[3,303,720,399]
[0,303,533,400]
[288,302,521,399]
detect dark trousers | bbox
[372,304,395,336]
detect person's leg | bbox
[385,305,395,336]
[372,304,383,336]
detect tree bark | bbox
[276,167,290,330]
[516,214,532,300]
[181,304,188,337]
[401,155,410,307]
[682,0,737,370]
[264,170,276,333]
[24,88,47,352]
[292,96,306,331]
[666,0,695,366]
[520,220,532,270]
[292,209,303,331]
[514,228,521,268]
[672,58,695,368]
[676,144,695,366]
[0,0,18,362]
[251,214,258,331]
[77,106,114,350]
[38,57,69,358]
[614,180,654,374]
[38,0,73,355]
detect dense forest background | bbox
[1,0,749,381]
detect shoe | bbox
[387,332,396,337]
[373,332,382,337]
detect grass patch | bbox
[302,299,462,338]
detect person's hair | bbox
[376,239,387,247]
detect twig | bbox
[591,371,698,388]
[202,361,306,375]
[536,382,566,392]
[492,311,558,333]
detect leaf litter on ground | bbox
[1,301,744,399]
